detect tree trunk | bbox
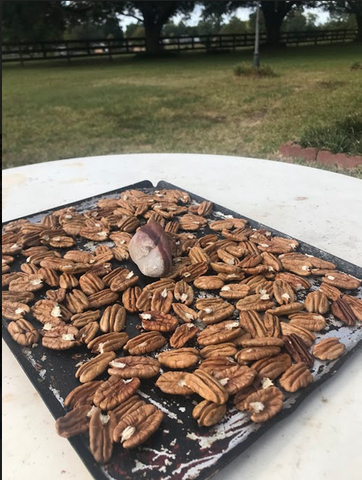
[355,14,362,41]
[264,14,284,45]
[261,1,295,46]
[144,22,163,55]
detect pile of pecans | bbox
[2,187,362,465]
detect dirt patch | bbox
[317,80,346,90]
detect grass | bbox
[300,113,362,155]
[2,43,362,176]
[233,63,276,77]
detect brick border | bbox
[279,142,362,169]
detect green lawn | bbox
[2,43,362,173]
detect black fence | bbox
[2,29,357,65]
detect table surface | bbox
[3,153,362,480]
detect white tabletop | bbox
[3,154,362,480]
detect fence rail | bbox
[2,29,357,64]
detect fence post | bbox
[86,40,90,56]
[42,42,47,59]
[125,37,130,54]
[19,44,24,66]
[66,41,71,64]
[108,39,113,60]
[191,36,194,50]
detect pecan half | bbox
[109,269,139,293]
[32,299,71,324]
[46,288,67,303]
[71,310,101,328]
[87,332,129,354]
[218,365,257,395]
[110,395,146,424]
[79,273,105,295]
[200,343,237,359]
[264,312,281,338]
[158,348,200,369]
[282,334,314,367]
[9,274,44,292]
[273,279,295,305]
[192,400,226,427]
[266,302,304,316]
[343,295,362,321]
[305,291,329,314]
[123,331,167,355]
[108,356,160,378]
[156,371,194,395]
[75,352,116,383]
[151,287,173,314]
[77,322,100,344]
[239,311,267,338]
[280,323,315,347]
[172,303,198,323]
[180,214,207,231]
[89,408,116,464]
[323,272,360,290]
[251,353,292,380]
[140,311,179,333]
[2,301,30,321]
[319,282,342,301]
[312,337,346,360]
[279,363,313,392]
[189,246,210,264]
[219,283,250,300]
[169,323,199,348]
[59,273,79,290]
[240,337,284,348]
[331,297,356,326]
[180,262,209,282]
[94,376,140,411]
[8,319,40,346]
[64,289,90,314]
[174,280,194,305]
[235,346,281,363]
[288,313,326,332]
[197,320,242,346]
[100,304,126,333]
[236,294,274,312]
[275,272,311,292]
[88,289,119,309]
[184,369,229,404]
[244,386,284,422]
[198,301,235,325]
[113,404,164,449]
[122,286,142,313]
[55,405,91,438]
[2,290,35,304]
[64,381,102,409]
[199,357,239,378]
[42,325,80,350]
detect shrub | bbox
[300,114,362,156]
[233,62,276,78]
[350,61,362,71]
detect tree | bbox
[260,1,304,44]
[321,1,362,40]
[64,1,196,54]
[201,1,311,45]
[2,1,66,43]
[219,16,249,35]
[116,2,196,54]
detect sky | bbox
[118,5,331,28]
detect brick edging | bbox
[279,142,362,169]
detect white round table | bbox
[3,154,362,480]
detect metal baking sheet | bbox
[2,179,362,480]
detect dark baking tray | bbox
[2,179,362,480]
